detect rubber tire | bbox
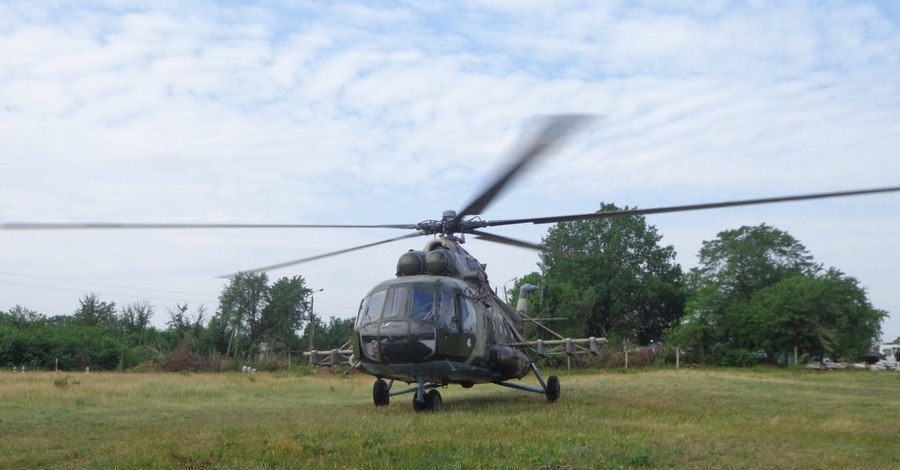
[546,375,561,403]
[425,389,443,411]
[373,379,390,407]
[413,393,428,412]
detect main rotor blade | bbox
[471,229,589,261]
[470,229,546,251]
[453,114,592,223]
[485,185,900,227]
[218,231,426,278]
[1,222,417,230]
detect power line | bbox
[0,279,217,305]
[0,271,216,297]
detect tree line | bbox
[2,204,893,370]
[0,274,353,371]
[513,203,891,365]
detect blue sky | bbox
[2,0,900,342]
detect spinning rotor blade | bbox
[219,231,426,277]
[470,229,546,251]
[471,229,586,261]
[485,185,900,227]
[453,114,592,223]
[1,222,417,230]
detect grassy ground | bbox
[1,367,899,469]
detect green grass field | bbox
[2,367,899,469]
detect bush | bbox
[714,347,761,367]
[53,375,81,390]
[534,346,662,369]
[160,344,224,372]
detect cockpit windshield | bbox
[356,284,457,326]
[356,289,385,327]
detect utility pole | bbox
[309,288,324,350]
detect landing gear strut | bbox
[494,360,561,404]
[372,377,443,412]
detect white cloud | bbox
[2,0,900,340]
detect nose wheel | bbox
[373,378,390,406]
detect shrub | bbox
[160,344,223,372]
[53,375,80,390]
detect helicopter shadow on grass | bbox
[442,393,551,412]
[405,386,556,412]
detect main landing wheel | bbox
[373,379,390,407]
[425,389,443,411]
[413,389,443,412]
[546,375,561,403]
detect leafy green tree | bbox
[812,269,884,359]
[217,272,269,357]
[191,305,207,339]
[260,276,309,351]
[670,224,885,364]
[166,303,190,333]
[693,224,816,299]
[303,316,354,350]
[539,203,685,345]
[664,282,723,363]
[5,305,44,326]
[198,312,232,356]
[745,271,884,362]
[671,225,818,364]
[119,301,153,339]
[73,294,117,328]
[164,303,207,350]
[213,273,313,358]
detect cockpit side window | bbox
[358,289,386,326]
[435,290,456,329]
[460,298,476,334]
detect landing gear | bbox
[545,375,561,402]
[413,389,443,412]
[426,389,443,411]
[411,376,443,412]
[495,360,562,405]
[373,377,443,411]
[373,378,390,406]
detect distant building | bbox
[878,344,900,361]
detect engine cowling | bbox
[489,345,530,379]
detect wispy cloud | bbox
[2,1,899,338]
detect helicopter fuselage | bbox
[351,239,532,386]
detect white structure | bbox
[879,344,900,361]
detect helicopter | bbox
[4,115,900,412]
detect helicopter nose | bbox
[359,320,436,363]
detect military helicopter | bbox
[4,115,900,412]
